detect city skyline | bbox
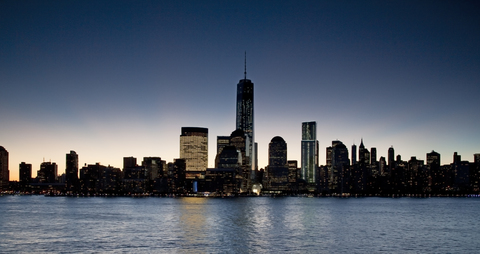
[1,1,479,181]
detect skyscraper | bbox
[180,127,208,172]
[66,151,79,192]
[301,121,318,188]
[236,54,254,170]
[38,161,58,183]
[268,136,288,190]
[19,162,32,188]
[351,144,357,165]
[0,146,9,191]
[388,146,395,172]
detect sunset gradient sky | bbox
[1,0,479,181]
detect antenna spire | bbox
[244,51,247,79]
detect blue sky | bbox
[1,0,479,180]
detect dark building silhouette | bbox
[123,156,137,169]
[288,160,299,190]
[358,139,370,166]
[19,162,32,190]
[38,161,58,183]
[142,157,164,180]
[301,121,318,189]
[65,151,79,192]
[168,159,186,194]
[267,136,288,191]
[328,140,350,194]
[229,129,250,192]
[80,163,122,194]
[351,144,357,165]
[236,59,254,173]
[0,146,9,191]
[388,146,395,173]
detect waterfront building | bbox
[267,136,288,191]
[19,162,32,190]
[351,144,357,165]
[235,56,255,185]
[388,146,395,173]
[65,151,79,192]
[180,127,208,172]
[38,161,58,183]
[0,146,9,191]
[142,157,164,180]
[301,121,318,189]
[328,140,350,193]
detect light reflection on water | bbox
[0,196,479,253]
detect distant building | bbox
[371,147,377,164]
[351,144,357,165]
[388,146,395,173]
[358,139,370,165]
[288,160,299,186]
[38,161,58,183]
[80,163,122,194]
[65,151,79,192]
[301,121,318,189]
[236,64,254,170]
[142,157,164,180]
[123,156,137,169]
[229,129,251,192]
[267,136,289,191]
[19,162,32,189]
[215,136,231,168]
[0,146,9,191]
[180,127,208,172]
[328,140,350,193]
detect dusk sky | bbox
[1,0,479,181]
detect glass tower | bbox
[301,121,318,186]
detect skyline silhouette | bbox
[1,1,479,181]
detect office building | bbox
[0,146,9,191]
[268,136,288,190]
[301,121,318,188]
[180,127,208,172]
[19,162,32,189]
[236,55,254,171]
[65,151,79,192]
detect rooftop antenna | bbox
[244,51,247,80]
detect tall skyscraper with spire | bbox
[236,53,254,172]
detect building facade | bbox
[180,127,208,172]
[301,121,318,187]
[65,150,79,192]
[0,146,9,191]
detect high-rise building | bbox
[351,144,357,165]
[301,121,318,187]
[38,161,58,183]
[371,147,377,164]
[123,157,137,169]
[216,136,230,156]
[0,146,9,191]
[388,146,395,172]
[66,151,79,192]
[236,55,254,170]
[142,157,164,180]
[359,139,370,165]
[180,127,208,172]
[19,162,32,189]
[475,153,480,164]
[329,140,349,193]
[268,136,288,190]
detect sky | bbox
[1,0,479,181]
